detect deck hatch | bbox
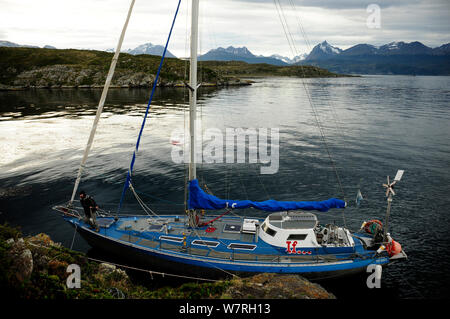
[97,218,115,228]
[223,224,241,233]
[148,224,163,231]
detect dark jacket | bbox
[80,195,97,216]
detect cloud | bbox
[0,0,448,57]
[229,0,430,10]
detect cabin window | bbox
[287,234,307,241]
[262,222,277,237]
[227,243,257,251]
[159,235,184,243]
[192,240,219,248]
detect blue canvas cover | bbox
[188,179,346,212]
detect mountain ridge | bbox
[303,40,450,59]
[198,46,290,66]
[2,40,449,75]
[298,40,450,75]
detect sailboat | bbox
[53,0,407,281]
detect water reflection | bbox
[0,86,220,120]
[1,76,450,298]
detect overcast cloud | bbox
[0,0,448,57]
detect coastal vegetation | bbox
[0,223,334,299]
[0,47,345,90]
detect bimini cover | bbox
[188,179,346,212]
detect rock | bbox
[98,262,129,280]
[28,233,55,247]
[16,237,25,247]
[34,254,51,269]
[98,262,117,275]
[223,273,335,299]
[47,260,69,279]
[16,249,33,282]
[7,238,33,282]
[113,268,128,279]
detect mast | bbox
[189,0,199,181]
[69,0,136,206]
[188,0,199,227]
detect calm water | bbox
[1,75,449,299]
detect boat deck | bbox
[93,214,358,263]
[52,206,393,278]
[116,215,257,241]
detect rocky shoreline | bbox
[0,64,252,91]
[0,81,252,91]
[0,223,335,299]
[0,47,347,92]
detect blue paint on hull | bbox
[64,215,390,280]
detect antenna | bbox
[382,170,404,242]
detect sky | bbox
[0,0,449,58]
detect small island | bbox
[0,47,349,91]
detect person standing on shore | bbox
[79,190,99,231]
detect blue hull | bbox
[67,216,390,281]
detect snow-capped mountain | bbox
[304,41,342,60]
[377,41,434,55]
[433,43,450,55]
[269,53,307,64]
[125,43,176,58]
[218,46,254,57]
[200,46,255,60]
[304,40,446,60]
[198,46,288,66]
[300,40,450,75]
[339,44,379,56]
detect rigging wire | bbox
[117,0,182,213]
[70,223,78,250]
[183,0,190,215]
[85,256,220,283]
[28,240,219,283]
[287,0,349,150]
[129,182,162,219]
[273,0,348,226]
[288,0,351,223]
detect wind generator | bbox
[383,170,404,241]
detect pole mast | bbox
[69,0,136,206]
[189,0,199,181]
[188,0,199,227]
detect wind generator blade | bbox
[355,189,363,206]
[394,170,405,182]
